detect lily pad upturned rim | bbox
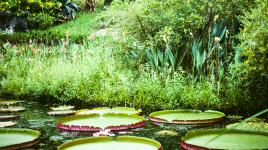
[0,115,19,121]
[57,113,146,132]
[180,129,268,150]
[149,109,225,124]
[58,136,163,150]
[0,128,40,150]
[76,107,142,115]
[0,107,26,113]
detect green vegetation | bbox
[0,0,267,115]
[0,0,82,29]
[0,12,99,43]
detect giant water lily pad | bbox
[149,110,225,124]
[0,121,17,127]
[0,107,25,113]
[50,105,75,111]
[180,129,268,150]
[0,128,40,149]
[0,100,24,106]
[57,114,145,131]
[48,110,76,116]
[0,115,19,121]
[76,107,141,115]
[58,136,163,150]
[226,122,268,133]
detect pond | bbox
[1,101,240,150]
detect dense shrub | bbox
[100,0,257,72]
[27,12,56,29]
[226,1,268,113]
[0,0,81,30]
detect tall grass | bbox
[0,38,222,112]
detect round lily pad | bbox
[76,107,141,115]
[0,100,24,106]
[58,136,163,150]
[50,105,75,111]
[47,110,76,116]
[0,121,17,127]
[0,107,26,113]
[0,128,40,149]
[57,114,145,131]
[226,122,268,133]
[149,110,225,124]
[181,129,268,149]
[0,115,19,121]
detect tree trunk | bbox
[85,0,95,12]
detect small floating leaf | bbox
[155,130,178,137]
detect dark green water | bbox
[2,101,240,150]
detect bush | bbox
[0,0,81,30]
[227,1,268,113]
[27,12,56,29]
[239,1,268,79]
[100,0,257,71]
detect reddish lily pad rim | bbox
[0,128,40,150]
[180,129,268,150]
[58,136,163,150]
[57,113,146,132]
[149,109,225,125]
